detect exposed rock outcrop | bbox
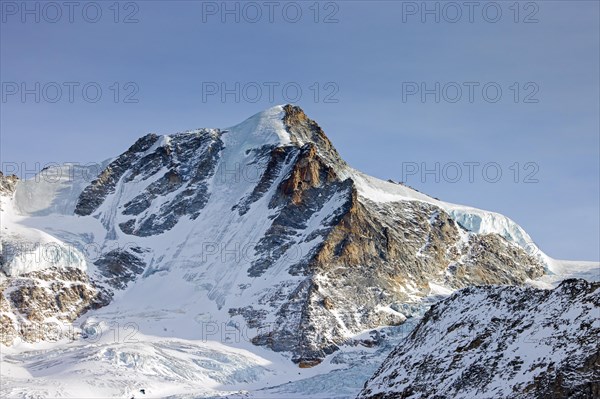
[0,268,110,346]
[0,172,19,196]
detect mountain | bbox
[1,105,597,398]
[358,278,600,399]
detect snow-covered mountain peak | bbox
[2,104,596,373]
[224,104,292,147]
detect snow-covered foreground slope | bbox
[0,300,429,398]
[358,279,600,399]
[1,336,276,398]
[1,105,598,398]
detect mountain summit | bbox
[1,105,557,366]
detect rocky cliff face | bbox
[75,130,224,238]
[1,105,546,365]
[0,171,111,345]
[358,279,600,399]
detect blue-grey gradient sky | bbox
[1,1,599,260]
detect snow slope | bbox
[0,193,87,277]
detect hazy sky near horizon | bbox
[1,1,599,260]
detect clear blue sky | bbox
[1,1,599,260]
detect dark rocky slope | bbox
[358,279,600,399]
